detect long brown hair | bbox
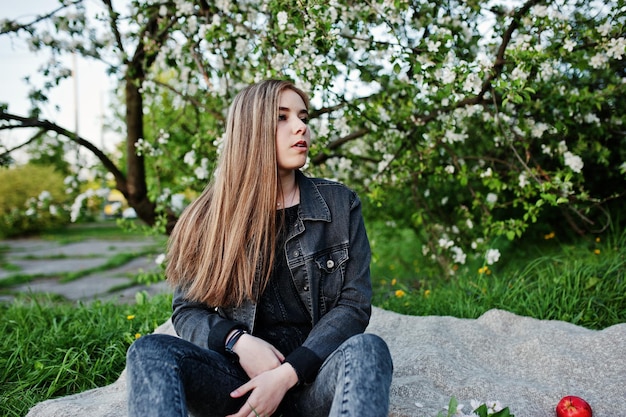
[166,80,310,306]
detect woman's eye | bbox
[300,117,309,124]
[278,114,287,121]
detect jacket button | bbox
[293,250,300,257]
[303,285,309,291]
[326,259,335,269]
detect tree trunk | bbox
[122,67,156,226]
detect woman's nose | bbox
[293,117,307,134]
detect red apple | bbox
[556,396,592,417]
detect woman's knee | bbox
[348,333,390,354]
[127,334,179,365]
[344,333,393,370]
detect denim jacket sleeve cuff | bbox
[284,346,323,384]
[207,320,247,354]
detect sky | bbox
[0,0,119,164]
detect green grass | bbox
[41,221,164,243]
[0,293,172,417]
[372,224,626,330]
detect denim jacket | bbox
[171,170,372,367]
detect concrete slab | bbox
[0,234,168,304]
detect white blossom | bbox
[597,22,612,37]
[511,67,529,82]
[175,0,194,14]
[530,122,550,138]
[194,158,210,180]
[426,39,441,53]
[485,400,504,413]
[563,39,576,52]
[277,11,288,30]
[157,130,170,144]
[438,238,454,249]
[480,167,493,178]
[583,113,600,124]
[442,130,468,144]
[70,188,108,223]
[377,153,394,173]
[155,253,166,265]
[435,67,456,84]
[518,172,529,188]
[564,151,584,173]
[235,38,248,56]
[486,193,498,204]
[470,400,482,410]
[451,246,467,264]
[445,165,455,174]
[539,61,557,81]
[590,52,608,69]
[533,5,549,17]
[183,150,196,166]
[463,73,482,95]
[215,0,231,12]
[606,37,626,60]
[486,248,501,265]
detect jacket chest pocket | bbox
[314,246,349,308]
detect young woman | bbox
[126,79,393,417]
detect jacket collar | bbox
[295,170,331,222]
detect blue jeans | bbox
[127,333,393,417]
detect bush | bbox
[0,164,70,238]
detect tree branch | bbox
[0,129,46,157]
[0,110,127,189]
[311,128,369,164]
[413,0,543,127]
[0,0,82,35]
[102,0,126,59]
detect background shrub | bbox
[0,164,70,238]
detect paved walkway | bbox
[0,235,170,304]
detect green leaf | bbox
[492,407,514,416]
[446,397,458,417]
[585,276,599,290]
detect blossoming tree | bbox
[0,0,624,273]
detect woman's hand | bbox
[226,363,299,417]
[233,333,285,378]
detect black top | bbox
[255,204,321,383]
